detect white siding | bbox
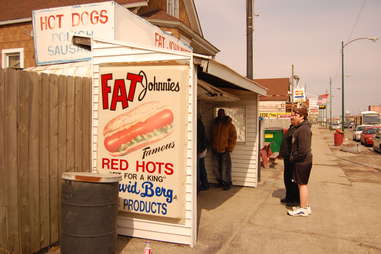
[91,39,196,246]
[199,94,259,187]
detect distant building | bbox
[254,78,290,114]
[369,105,381,114]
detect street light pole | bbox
[341,41,344,131]
[340,37,378,131]
[246,0,253,79]
[291,64,294,103]
[329,77,332,127]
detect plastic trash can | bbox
[264,128,284,153]
[334,129,344,146]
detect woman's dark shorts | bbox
[293,155,312,185]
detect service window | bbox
[1,48,24,68]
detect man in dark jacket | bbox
[279,117,299,206]
[211,108,237,190]
[287,108,313,217]
[197,116,209,191]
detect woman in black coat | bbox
[279,118,299,206]
[287,108,312,217]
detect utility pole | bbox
[325,89,328,128]
[291,64,294,103]
[329,77,332,127]
[246,0,253,79]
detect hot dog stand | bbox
[31,1,267,247]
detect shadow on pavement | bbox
[271,188,285,200]
[117,235,132,253]
[196,184,241,235]
[197,184,241,210]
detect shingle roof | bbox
[254,78,290,101]
[0,0,146,22]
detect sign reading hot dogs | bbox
[97,64,188,218]
[33,2,192,65]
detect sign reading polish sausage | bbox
[97,64,189,219]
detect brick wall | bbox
[0,23,36,68]
[139,0,166,14]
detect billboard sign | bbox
[318,93,329,105]
[293,88,305,102]
[308,96,319,114]
[97,64,189,219]
[32,1,192,65]
[259,112,292,119]
[32,1,115,65]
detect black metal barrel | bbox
[61,172,122,254]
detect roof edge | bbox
[0,17,32,26]
[200,59,267,96]
[183,0,202,36]
[122,1,149,8]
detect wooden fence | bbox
[0,69,92,254]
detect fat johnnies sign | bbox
[97,64,189,219]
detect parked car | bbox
[373,129,381,153]
[330,123,341,130]
[360,126,381,146]
[344,121,354,129]
[353,125,371,141]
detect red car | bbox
[360,126,381,146]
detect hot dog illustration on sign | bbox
[103,101,174,157]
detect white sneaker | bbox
[288,207,310,216]
[290,206,312,215]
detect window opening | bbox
[2,48,24,69]
[167,0,179,18]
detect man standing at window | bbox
[211,108,237,191]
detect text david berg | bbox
[119,181,174,203]
[120,181,177,216]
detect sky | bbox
[194,0,381,116]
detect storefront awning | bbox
[197,79,240,102]
[199,59,267,96]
